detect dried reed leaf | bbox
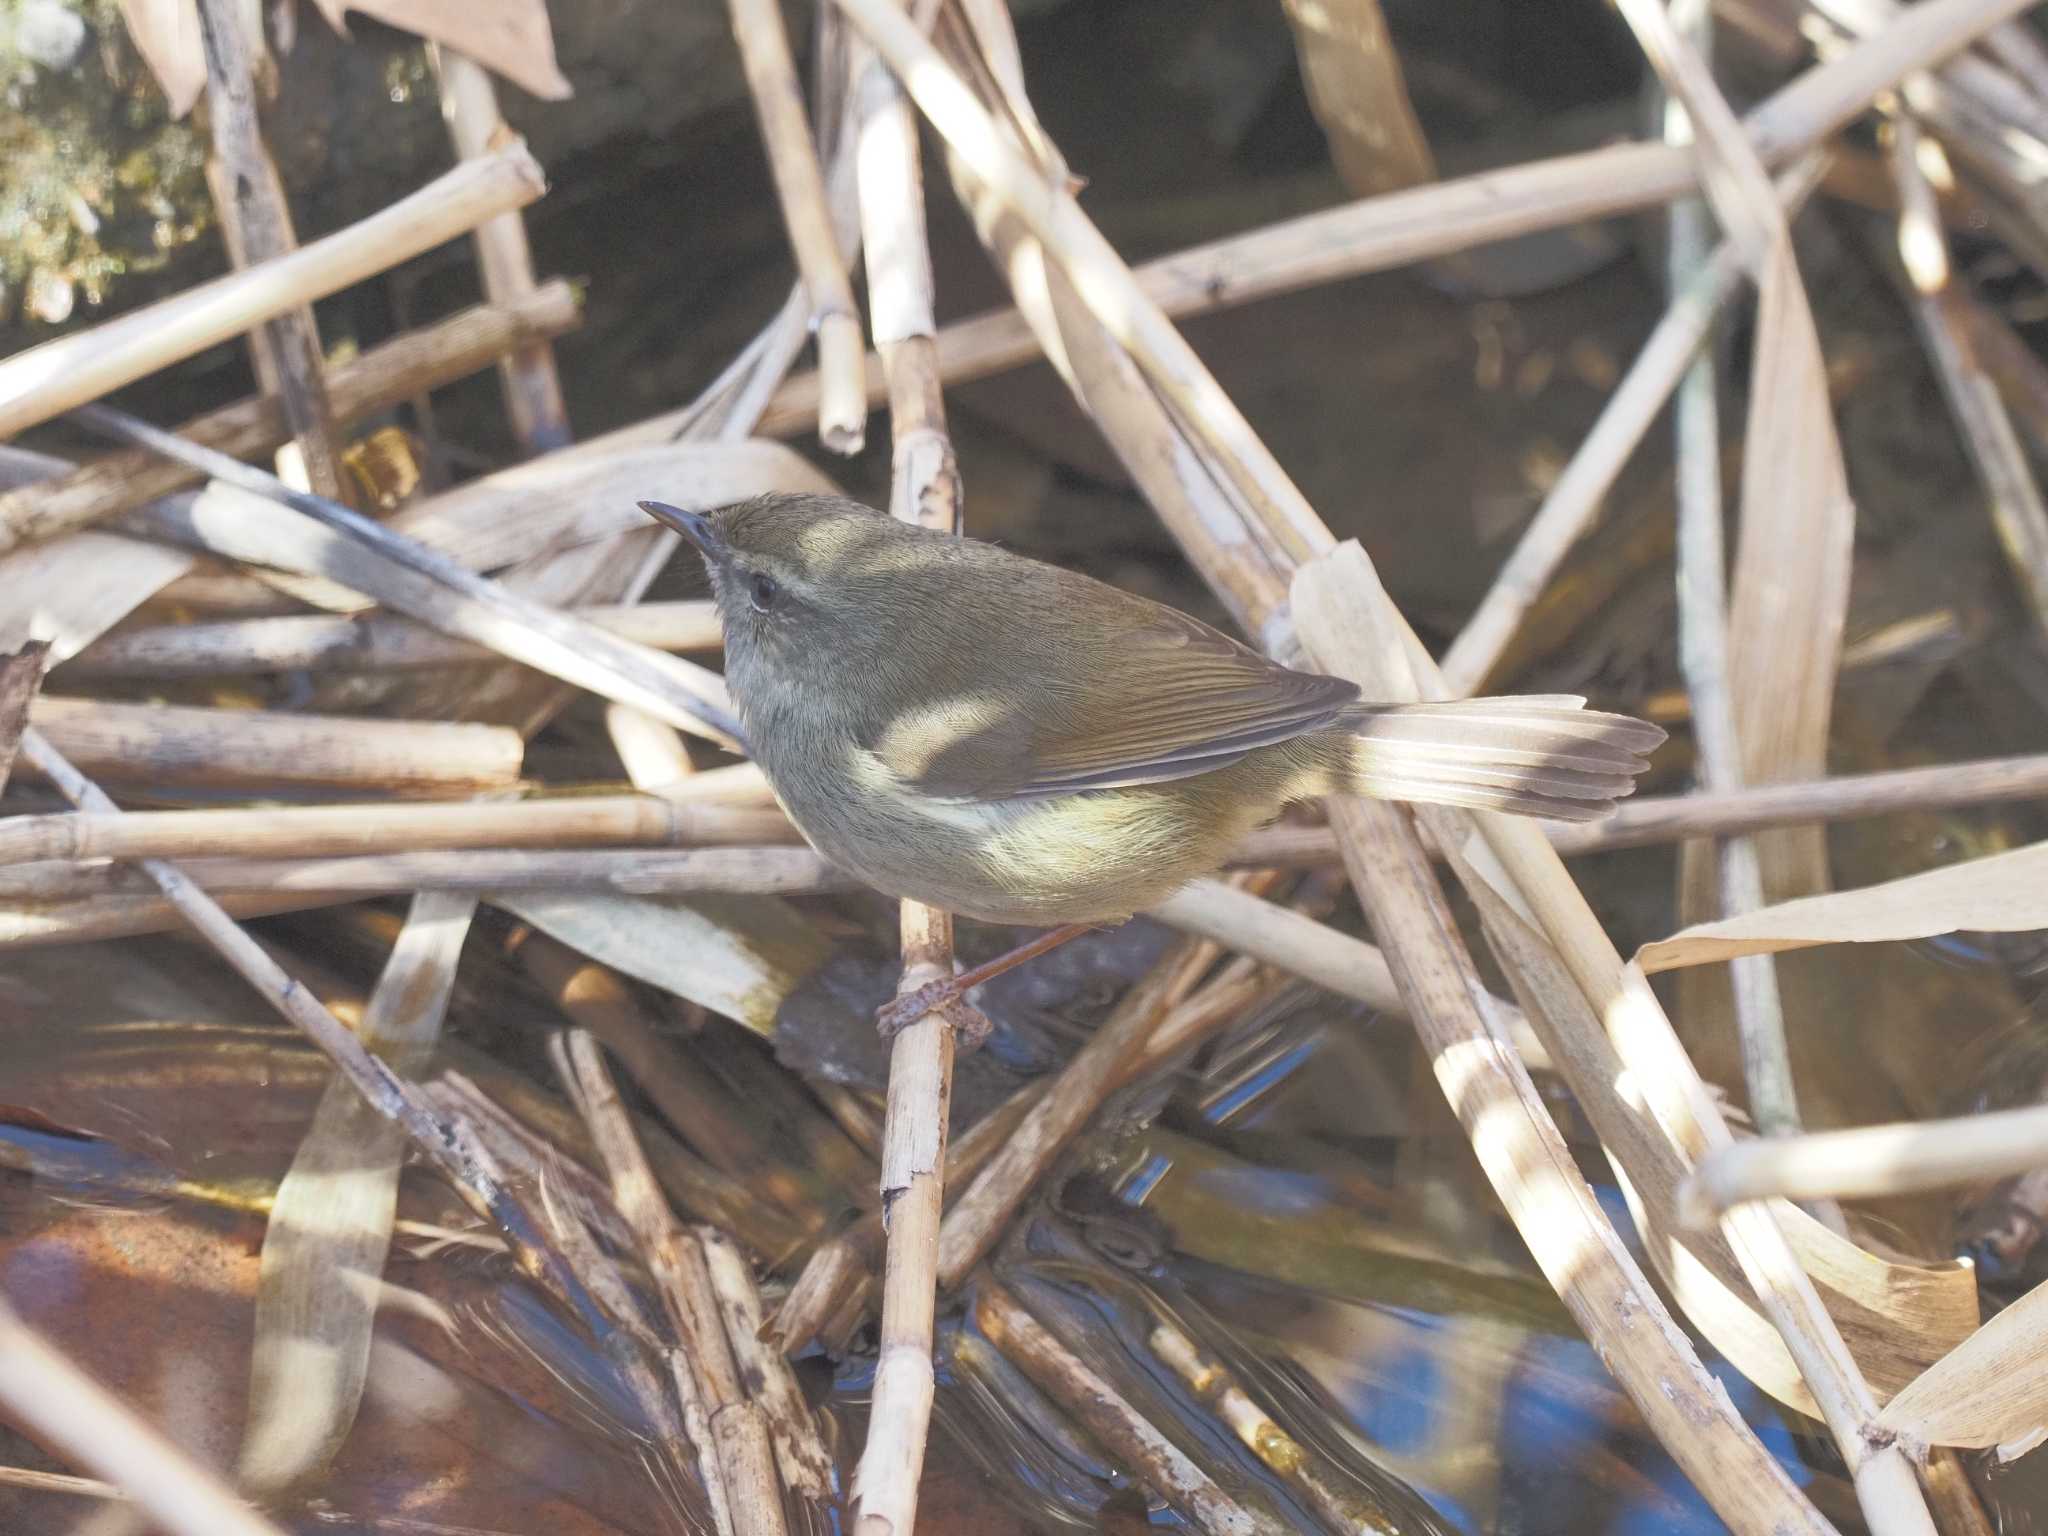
[238,891,478,1493]
[1876,1275,2048,1450]
[1454,837,1976,1413]
[309,0,572,100]
[117,0,206,117]
[490,892,833,1036]
[1640,839,2048,973]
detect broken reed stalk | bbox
[0,282,579,553]
[846,26,969,1532]
[697,1228,836,1503]
[195,0,348,503]
[0,145,545,440]
[1438,155,1825,697]
[71,406,747,749]
[13,727,614,1339]
[0,1297,289,1536]
[935,933,1222,1289]
[974,1280,1284,1536]
[434,47,572,454]
[726,0,866,453]
[1889,119,2048,635]
[23,695,524,795]
[66,598,718,678]
[763,0,2041,442]
[561,1030,790,1536]
[1663,1,1801,1144]
[0,791,779,865]
[1682,1102,2048,1219]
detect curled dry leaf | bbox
[1876,1275,2048,1452]
[309,0,571,100]
[1638,839,2048,974]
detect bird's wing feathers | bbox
[874,599,1360,801]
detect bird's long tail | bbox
[1335,695,1665,822]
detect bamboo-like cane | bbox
[726,0,867,453]
[0,640,45,796]
[0,145,545,440]
[0,282,579,553]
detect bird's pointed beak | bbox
[638,500,721,557]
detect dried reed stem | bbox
[0,792,777,865]
[850,20,967,1533]
[196,0,347,502]
[5,846,845,899]
[0,1297,288,1536]
[1661,2,1802,1145]
[698,1227,835,1502]
[14,727,612,1334]
[563,1030,789,1536]
[76,406,747,748]
[23,695,524,795]
[1292,549,1835,1536]
[1890,118,2048,633]
[0,145,544,440]
[1439,156,1824,697]
[974,1280,1284,1536]
[727,0,866,452]
[434,48,572,454]
[67,598,719,678]
[1682,1103,2048,1218]
[767,0,2037,440]
[0,283,576,552]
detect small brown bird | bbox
[641,494,1662,1023]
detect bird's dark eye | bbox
[749,572,780,612]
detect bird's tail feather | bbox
[1336,695,1664,823]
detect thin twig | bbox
[0,145,545,439]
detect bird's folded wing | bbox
[880,609,1361,801]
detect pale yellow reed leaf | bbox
[1876,1275,2048,1449]
[1640,839,2048,974]
[117,0,205,117]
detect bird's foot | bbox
[874,922,1100,1045]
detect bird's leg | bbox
[875,923,1099,1040]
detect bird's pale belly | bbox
[764,744,1268,926]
